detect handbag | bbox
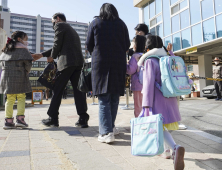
[125,74,131,88]
[77,64,92,93]
[130,108,164,157]
[37,62,59,90]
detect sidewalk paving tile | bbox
[0,150,30,158]
[32,157,63,166]
[0,163,31,170]
[0,100,222,169]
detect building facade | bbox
[134,0,222,96]
[0,0,89,97]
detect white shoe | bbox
[113,127,120,135]
[98,133,115,143]
[159,149,171,159]
[179,124,187,130]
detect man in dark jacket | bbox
[32,13,89,127]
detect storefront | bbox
[134,0,222,97]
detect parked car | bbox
[202,85,222,99]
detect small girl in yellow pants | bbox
[0,31,33,129]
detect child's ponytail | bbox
[2,31,27,53]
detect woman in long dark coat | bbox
[86,3,130,143]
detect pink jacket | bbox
[126,53,143,91]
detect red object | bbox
[7,37,12,44]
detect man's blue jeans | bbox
[98,93,120,135]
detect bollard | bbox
[121,88,133,110]
[91,95,98,105]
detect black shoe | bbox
[42,118,59,127]
[215,98,220,101]
[75,115,89,128]
[42,117,51,124]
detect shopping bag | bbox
[130,108,164,157]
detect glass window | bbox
[163,0,171,37]
[156,23,163,38]
[171,0,178,5]
[192,24,202,46]
[144,3,149,28]
[39,62,47,68]
[157,15,162,23]
[180,0,187,10]
[187,65,193,71]
[215,0,222,14]
[173,33,181,51]
[203,18,216,42]
[171,4,179,15]
[29,71,38,77]
[156,0,162,14]
[150,27,156,35]
[201,0,214,20]
[32,62,39,68]
[189,0,201,25]
[181,28,191,48]
[164,36,172,47]
[180,9,190,29]
[216,14,222,38]
[39,71,44,75]
[172,14,180,33]
[150,18,156,27]
[150,0,155,19]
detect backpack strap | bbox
[144,55,161,63]
[143,55,163,93]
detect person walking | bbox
[126,35,146,117]
[86,3,130,143]
[128,24,150,58]
[0,31,33,129]
[138,35,185,170]
[213,57,222,101]
[32,13,89,128]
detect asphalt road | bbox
[179,98,222,138]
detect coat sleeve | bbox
[86,22,95,53]
[126,57,138,75]
[51,24,65,59]
[41,48,52,57]
[24,60,32,73]
[124,23,130,51]
[169,50,175,56]
[142,59,155,107]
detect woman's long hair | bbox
[144,35,168,53]
[2,31,27,53]
[95,3,119,21]
[134,35,146,53]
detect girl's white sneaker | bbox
[159,149,171,159]
[98,133,115,144]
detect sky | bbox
[8,0,139,39]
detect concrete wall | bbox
[198,55,213,97]
[0,11,10,37]
[138,8,143,23]
[36,15,41,53]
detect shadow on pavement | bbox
[185,158,220,170]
